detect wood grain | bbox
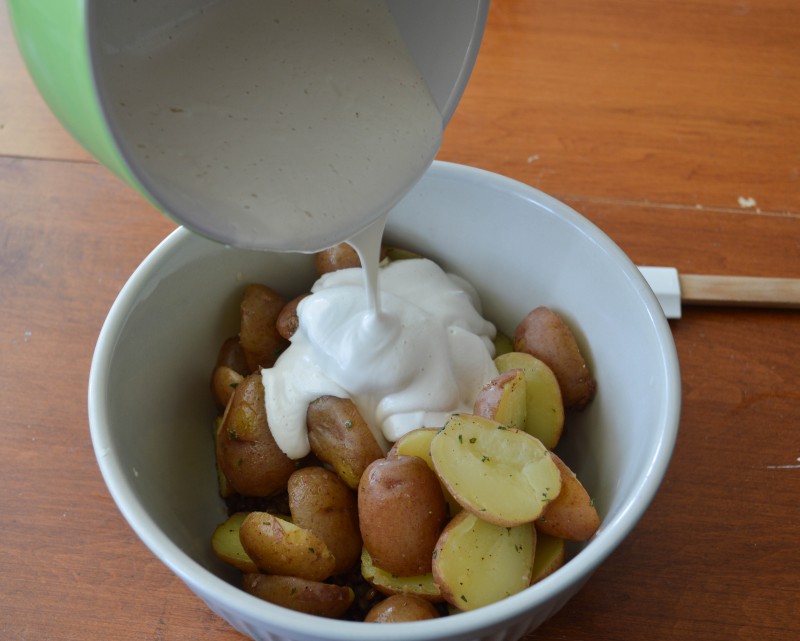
[1,1,799,640]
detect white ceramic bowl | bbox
[89,161,681,641]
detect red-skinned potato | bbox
[239,512,336,581]
[315,242,388,275]
[276,293,309,341]
[360,547,443,602]
[493,351,565,449]
[239,283,290,370]
[306,396,384,489]
[536,453,600,541]
[215,374,296,497]
[210,365,244,409]
[472,368,527,430]
[287,466,362,575]
[214,336,250,374]
[243,574,354,618]
[514,306,596,410]
[387,428,461,518]
[358,456,447,577]
[365,594,440,622]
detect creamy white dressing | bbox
[262,258,498,459]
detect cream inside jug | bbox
[96,0,442,252]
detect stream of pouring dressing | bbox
[103,0,498,455]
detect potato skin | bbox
[360,547,443,602]
[239,283,290,370]
[514,306,596,410]
[216,374,296,496]
[276,293,309,341]
[358,456,447,577]
[472,368,527,430]
[215,336,251,374]
[288,466,362,575]
[365,594,439,623]
[536,453,600,541]
[243,574,354,618]
[211,365,244,409]
[239,512,335,581]
[306,396,384,489]
[315,243,362,275]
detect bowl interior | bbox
[89,162,680,640]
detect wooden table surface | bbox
[2,1,799,639]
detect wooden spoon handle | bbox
[679,274,800,309]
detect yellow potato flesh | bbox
[473,368,527,430]
[388,428,462,517]
[360,547,442,602]
[494,352,565,450]
[211,512,258,573]
[431,415,562,527]
[530,533,566,584]
[432,510,536,611]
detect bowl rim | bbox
[88,160,681,640]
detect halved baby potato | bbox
[365,594,440,622]
[536,453,600,541]
[239,512,335,582]
[530,533,566,584]
[243,574,354,618]
[430,414,562,527]
[211,512,258,573]
[432,510,536,611]
[494,351,564,449]
[360,547,443,602]
[358,456,447,577]
[473,368,527,430]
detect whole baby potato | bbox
[239,283,290,370]
[306,396,384,489]
[216,374,296,496]
[514,306,596,410]
[239,512,336,582]
[365,594,440,623]
[287,466,362,575]
[358,456,447,577]
[243,574,354,618]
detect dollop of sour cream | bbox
[262,258,499,459]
